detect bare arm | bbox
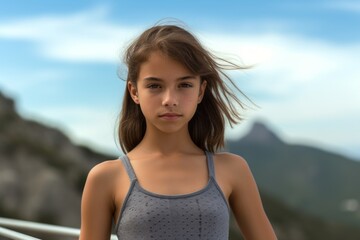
[229,156,277,240]
[79,163,115,240]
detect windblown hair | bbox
[118,24,249,153]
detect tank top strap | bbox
[119,155,137,181]
[205,151,216,179]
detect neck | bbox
[133,126,201,157]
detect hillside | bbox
[0,91,115,228]
[1,90,360,239]
[227,121,360,227]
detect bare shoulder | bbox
[85,159,126,190]
[213,152,249,171]
[80,159,125,240]
[216,153,277,239]
[213,152,252,185]
[88,159,123,177]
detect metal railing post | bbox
[0,226,41,240]
[0,217,117,240]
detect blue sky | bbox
[0,0,359,159]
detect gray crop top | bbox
[115,152,230,240]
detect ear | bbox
[198,80,207,104]
[128,81,140,104]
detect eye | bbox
[147,84,161,89]
[179,83,193,88]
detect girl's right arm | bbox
[228,155,277,239]
[79,163,115,240]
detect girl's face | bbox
[128,50,207,135]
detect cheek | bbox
[184,92,200,104]
[185,97,198,106]
[137,93,158,112]
[183,95,201,113]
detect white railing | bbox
[0,217,117,240]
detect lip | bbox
[158,113,182,120]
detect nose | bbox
[162,89,178,107]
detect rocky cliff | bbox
[0,91,114,228]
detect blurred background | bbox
[0,0,359,239]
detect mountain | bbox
[1,90,360,239]
[0,91,115,229]
[227,121,360,228]
[230,192,360,240]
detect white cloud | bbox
[205,33,360,115]
[203,33,360,95]
[0,69,68,92]
[327,1,360,12]
[0,5,140,62]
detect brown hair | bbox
[118,24,249,153]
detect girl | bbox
[79,24,277,240]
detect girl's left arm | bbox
[79,163,115,240]
[228,155,277,240]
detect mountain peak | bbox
[240,121,283,145]
[0,91,16,118]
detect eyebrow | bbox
[143,75,197,81]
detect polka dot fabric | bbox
[115,153,230,240]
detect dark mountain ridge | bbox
[0,91,114,228]
[227,121,360,227]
